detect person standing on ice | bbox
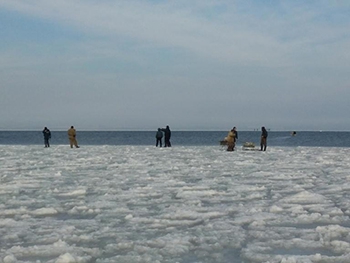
[233,126,238,141]
[161,125,171,147]
[42,127,51,147]
[67,126,79,148]
[260,126,268,151]
[226,128,236,151]
[155,128,163,147]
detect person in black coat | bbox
[260,126,268,151]
[155,128,163,147]
[161,125,171,147]
[42,127,51,147]
[233,127,238,141]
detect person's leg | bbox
[74,139,79,148]
[261,137,266,151]
[69,138,74,148]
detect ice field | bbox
[1,145,350,263]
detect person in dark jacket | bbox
[161,125,171,147]
[155,128,163,147]
[260,126,268,151]
[233,127,238,141]
[42,127,51,147]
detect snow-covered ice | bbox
[1,145,350,263]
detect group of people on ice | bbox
[43,124,268,151]
[224,126,268,152]
[42,126,80,148]
[155,125,171,147]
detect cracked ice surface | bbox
[1,145,350,263]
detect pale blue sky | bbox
[1,0,349,131]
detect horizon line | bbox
[0,129,349,132]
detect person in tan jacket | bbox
[226,128,236,151]
[68,126,79,148]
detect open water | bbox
[0,131,349,147]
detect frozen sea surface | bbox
[1,145,350,263]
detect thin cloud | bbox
[2,0,349,66]
[0,0,349,130]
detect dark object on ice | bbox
[155,128,163,147]
[161,126,171,147]
[260,126,268,151]
[42,127,51,147]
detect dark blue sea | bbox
[0,131,349,147]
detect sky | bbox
[0,0,349,131]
